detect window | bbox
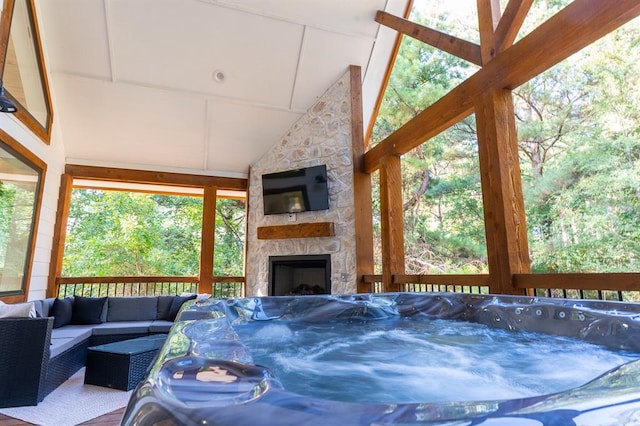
[0,0,53,143]
[0,129,45,299]
[63,189,205,277]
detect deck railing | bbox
[532,288,625,301]
[364,275,489,294]
[362,275,490,295]
[54,274,638,302]
[55,276,245,298]
[395,274,491,295]
[362,273,640,302]
[514,273,640,302]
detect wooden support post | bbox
[199,185,217,295]
[476,88,530,294]
[379,155,404,292]
[47,173,73,298]
[350,65,375,293]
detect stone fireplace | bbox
[269,254,331,296]
[245,70,358,296]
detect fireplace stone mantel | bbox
[257,222,335,240]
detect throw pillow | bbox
[72,296,107,325]
[26,302,37,318]
[52,297,74,328]
[32,300,45,317]
[167,294,196,321]
[157,295,174,320]
[0,302,35,318]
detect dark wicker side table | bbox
[84,334,167,391]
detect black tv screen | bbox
[262,165,329,215]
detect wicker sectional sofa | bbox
[0,294,194,408]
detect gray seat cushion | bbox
[51,325,93,341]
[50,337,82,358]
[107,297,159,322]
[91,321,154,335]
[50,326,93,358]
[149,320,173,333]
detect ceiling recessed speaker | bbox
[213,69,226,83]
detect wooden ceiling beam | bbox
[364,85,474,173]
[364,0,640,173]
[375,10,483,66]
[64,164,247,191]
[494,0,534,52]
[477,0,502,62]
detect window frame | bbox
[0,127,46,303]
[48,165,248,297]
[0,0,54,144]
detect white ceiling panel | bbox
[54,75,207,170]
[36,0,411,176]
[362,25,400,132]
[201,0,386,37]
[291,28,374,111]
[109,0,303,107]
[37,0,112,79]
[206,100,301,173]
[362,0,411,132]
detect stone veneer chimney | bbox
[245,69,358,296]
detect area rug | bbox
[0,368,132,425]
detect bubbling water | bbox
[233,318,637,404]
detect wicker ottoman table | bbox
[84,334,167,391]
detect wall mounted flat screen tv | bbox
[262,165,329,215]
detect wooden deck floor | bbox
[0,407,125,425]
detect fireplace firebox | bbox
[268,255,331,296]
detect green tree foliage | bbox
[63,190,245,277]
[371,11,475,146]
[372,3,640,275]
[0,182,16,267]
[214,198,246,276]
[0,181,36,276]
[401,119,487,274]
[521,20,640,272]
[64,190,203,276]
[372,8,486,274]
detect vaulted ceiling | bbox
[37,0,409,177]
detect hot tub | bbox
[121,293,640,425]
